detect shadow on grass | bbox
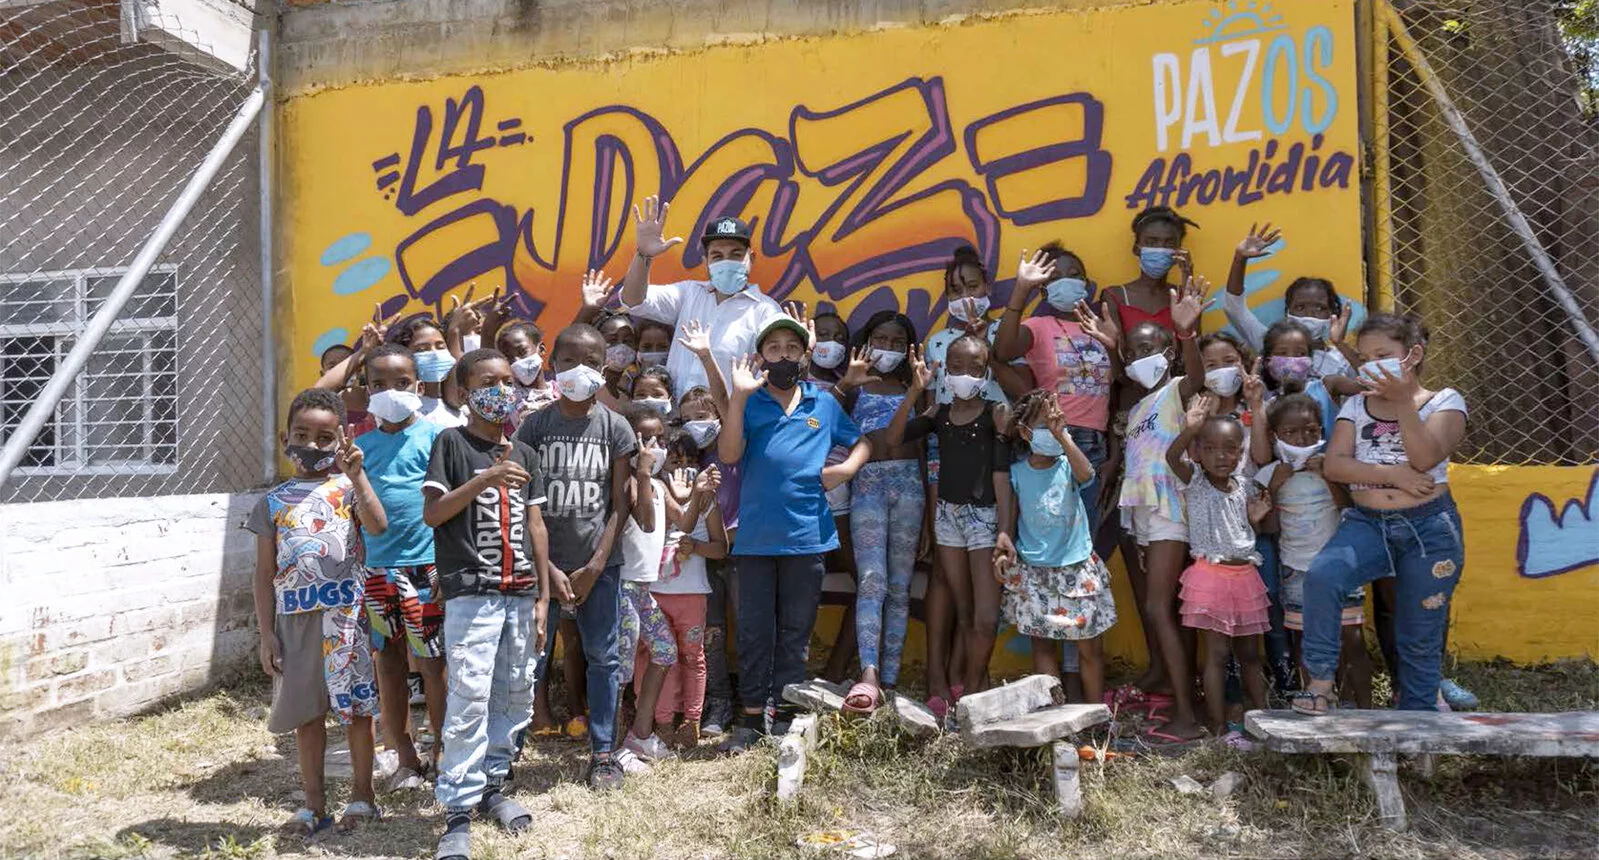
[115,818,272,858]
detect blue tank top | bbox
[851,390,905,435]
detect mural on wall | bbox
[1517,468,1599,580]
[282,0,1363,380]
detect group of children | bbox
[250,203,1469,853]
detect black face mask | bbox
[764,358,803,390]
[285,444,336,472]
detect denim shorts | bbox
[1281,565,1364,631]
[933,500,998,550]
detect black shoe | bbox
[718,726,763,754]
[586,755,625,791]
[701,698,734,735]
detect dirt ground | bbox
[2,658,1596,860]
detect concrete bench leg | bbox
[777,714,818,803]
[1361,753,1406,831]
[1051,740,1082,818]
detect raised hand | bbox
[1015,249,1057,295]
[1170,273,1210,335]
[694,464,722,494]
[841,345,883,391]
[1074,299,1120,351]
[581,269,616,310]
[362,304,401,349]
[1045,396,1068,436]
[1330,303,1353,345]
[667,467,694,500]
[782,301,817,345]
[1361,357,1414,400]
[334,426,363,475]
[1237,222,1282,259]
[907,344,933,392]
[678,319,712,357]
[1242,357,1265,405]
[481,444,531,490]
[730,353,767,397]
[1184,392,1216,431]
[634,195,685,259]
[447,285,485,335]
[1173,248,1195,285]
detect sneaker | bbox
[407,672,426,706]
[1439,678,1479,710]
[701,698,733,736]
[623,732,674,762]
[613,747,651,774]
[717,726,763,754]
[586,755,627,790]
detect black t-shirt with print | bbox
[514,401,637,573]
[422,427,546,600]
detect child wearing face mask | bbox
[597,311,641,410]
[629,366,675,420]
[1255,394,1370,707]
[1115,278,1210,742]
[805,311,864,683]
[615,406,680,768]
[1294,313,1467,717]
[886,334,1011,718]
[497,321,556,428]
[637,320,674,370]
[1165,401,1273,741]
[421,349,550,855]
[1103,206,1200,342]
[353,344,448,791]
[837,311,925,715]
[1255,320,1339,449]
[993,390,1117,706]
[247,389,386,837]
[513,325,639,789]
[1225,225,1361,393]
[718,315,871,751]
[393,317,468,428]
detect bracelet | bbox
[1004,303,1026,314]
[1175,329,1195,341]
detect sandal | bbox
[564,716,589,740]
[1143,725,1204,746]
[1290,690,1338,717]
[479,792,532,833]
[1103,685,1149,709]
[842,681,881,714]
[281,807,334,838]
[531,722,563,739]
[436,829,470,860]
[926,696,950,721]
[338,800,382,832]
[949,684,965,702]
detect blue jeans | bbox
[1059,427,1108,675]
[1302,494,1464,710]
[735,553,826,721]
[538,564,623,756]
[436,592,538,812]
[1255,533,1289,676]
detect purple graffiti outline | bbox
[962,92,1114,225]
[1515,469,1599,579]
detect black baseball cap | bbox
[701,216,751,248]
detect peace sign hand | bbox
[907,344,934,393]
[335,426,363,476]
[634,196,685,259]
[363,304,401,349]
[1242,357,1266,406]
[1330,303,1353,345]
[1237,222,1282,259]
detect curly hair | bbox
[286,387,346,429]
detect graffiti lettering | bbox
[1516,469,1599,579]
[1124,135,1354,211]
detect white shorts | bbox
[1128,505,1187,546]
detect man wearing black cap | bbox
[620,195,783,401]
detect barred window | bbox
[0,268,178,475]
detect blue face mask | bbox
[1138,247,1177,280]
[707,258,749,296]
[1029,426,1064,457]
[414,349,456,384]
[1044,277,1089,312]
[1359,357,1406,382]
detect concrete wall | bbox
[0,492,261,739]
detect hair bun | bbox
[951,244,981,263]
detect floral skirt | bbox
[1002,553,1117,641]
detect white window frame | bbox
[0,265,180,477]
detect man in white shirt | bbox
[620,196,782,401]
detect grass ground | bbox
[2,658,1596,860]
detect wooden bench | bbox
[956,675,1112,817]
[1246,709,1599,831]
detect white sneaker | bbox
[613,746,652,774]
[623,732,675,762]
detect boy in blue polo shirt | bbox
[717,315,871,752]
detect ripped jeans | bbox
[435,593,537,812]
[1302,493,1464,710]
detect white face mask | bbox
[948,296,990,324]
[682,418,721,449]
[870,348,905,373]
[461,333,482,354]
[1126,352,1169,388]
[636,397,672,416]
[944,373,986,401]
[1287,313,1332,341]
[1205,366,1243,396]
[367,388,422,424]
[639,350,669,368]
[511,354,543,386]
[1275,438,1326,471]
[555,364,605,401]
[810,341,847,369]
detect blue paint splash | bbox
[311,327,350,357]
[332,257,392,295]
[320,233,373,266]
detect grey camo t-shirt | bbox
[514,401,637,572]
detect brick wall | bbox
[0,492,262,738]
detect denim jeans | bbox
[436,592,538,812]
[1059,427,1108,675]
[538,564,622,756]
[703,560,734,704]
[734,554,826,719]
[1255,533,1290,676]
[1302,494,1464,710]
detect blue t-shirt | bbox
[357,419,444,567]
[733,381,861,556]
[1010,456,1091,567]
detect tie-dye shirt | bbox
[1118,377,1187,524]
[245,475,364,615]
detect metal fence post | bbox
[259,29,277,485]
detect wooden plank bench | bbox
[956,675,1112,817]
[1246,709,1599,831]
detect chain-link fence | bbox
[1374,0,1599,465]
[0,0,267,503]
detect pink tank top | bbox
[1021,316,1112,432]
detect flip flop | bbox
[1291,690,1338,717]
[842,681,881,714]
[926,696,949,721]
[436,829,470,860]
[949,684,965,702]
[479,793,532,833]
[1142,725,1204,746]
[282,807,335,839]
[338,800,382,832]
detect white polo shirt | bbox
[625,279,783,400]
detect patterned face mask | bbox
[285,444,336,472]
[467,384,518,423]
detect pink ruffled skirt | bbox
[1179,559,1270,637]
